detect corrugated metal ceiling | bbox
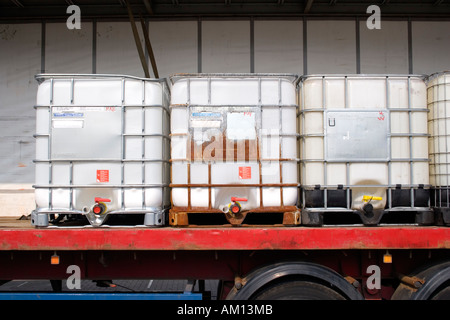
[0,0,449,20]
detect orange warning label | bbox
[239,166,251,180]
[97,170,109,183]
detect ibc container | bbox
[31,74,170,227]
[299,75,431,225]
[169,73,299,225]
[427,71,450,222]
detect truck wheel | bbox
[252,280,346,300]
[431,283,450,300]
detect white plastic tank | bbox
[427,71,450,209]
[32,74,170,227]
[169,73,299,224]
[299,75,430,218]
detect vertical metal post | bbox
[92,19,97,74]
[303,18,308,75]
[344,76,350,209]
[258,77,263,206]
[41,21,46,73]
[355,17,361,74]
[197,19,202,73]
[48,78,53,211]
[408,77,415,208]
[387,76,393,209]
[69,78,75,211]
[142,80,146,210]
[441,74,449,207]
[322,76,328,209]
[279,78,284,207]
[408,18,413,74]
[187,78,192,210]
[250,17,255,74]
[431,80,439,206]
[121,78,126,210]
[300,80,306,209]
[69,161,74,211]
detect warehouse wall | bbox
[0,18,449,216]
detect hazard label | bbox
[239,166,251,180]
[97,170,109,183]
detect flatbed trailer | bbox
[0,217,449,300]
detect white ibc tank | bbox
[427,71,450,208]
[170,74,299,221]
[299,75,430,214]
[32,74,170,227]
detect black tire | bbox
[431,284,450,300]
[252,280,346,300]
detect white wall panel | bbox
[202,21,250,73]
[307,20,356,74]
[97,22,146,77]
[46,22,92,73]
[412,21,450,75]
[149,21,197,78]
[0,24,41,216]
[0,24,40,183]
[254,20,303,74]
[359,21,409,74]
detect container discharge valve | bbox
[361,195,383,217]
[92,197,111,215]
[228,197,248,216]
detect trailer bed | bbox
[0,217,448,251]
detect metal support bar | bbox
[125,0,150,78]
[139,14,159,78]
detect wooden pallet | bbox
[169,206,300,227]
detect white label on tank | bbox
[52,119,84,129]
[227,112,256,140]
[190,120,222,128]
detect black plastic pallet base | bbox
[301,209,436,227]
[433,207,450,226]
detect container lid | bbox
[425,71,450,83]
[35,73,168,85]
[300,74,427,82]
[169,73,299,85]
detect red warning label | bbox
[239,166,251,180]
[97,170,109,183]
